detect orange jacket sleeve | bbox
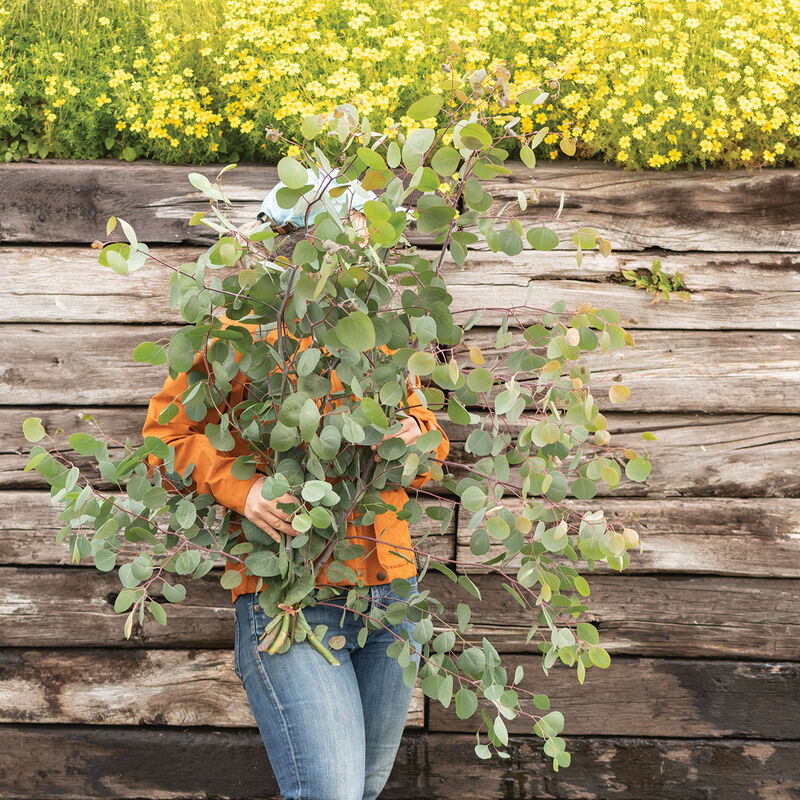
[141,347,262,515]
[402,373,450,489]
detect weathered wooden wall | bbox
[0,159,798,799]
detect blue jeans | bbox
[233,576,420,800]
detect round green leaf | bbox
[455,687,478,719]
[527,226,559,251]
[360,397,388,428]
[277,157,309,190]
[625,457,652,482]
[402,128,435,172]
[431,146,461,176]
[447,395,472,425]
[457,122,492,150]
[301,115,323,139]
[520,144,537,169]
[486,516,510,540]
[336,311,375,352]
[407,94,444,120]
[589,645,611,668]
[132,342,166,365]
[356,146,387,171]
[461,485,486,512]
[93,548,116,572]
[161,582,186,603]
[407,351,436,375]
[23,417,46,443]
[466,368,494,393]
[570,476,597,499]
[220,570,242,589]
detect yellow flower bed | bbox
[1,0,798,168]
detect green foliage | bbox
[22,80,651,772]
[1,0,798,169]
[621,258,691,303]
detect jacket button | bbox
[376,571,387,581]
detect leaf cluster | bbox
[22,76,651,771]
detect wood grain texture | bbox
[0,161,279,245]
[7,493,799,576]
[463,327,800,413]
[442,412,800,498]
[427,656,800,738]
[4,407,800,497]
[4,161,800,251]
[0,726,796,800]
[3,245,799,330]
[2,648,796,737]
[427,573,800,660]
[0,648,423,728]
[2,567,798,659]
[0,491,454,567]
[1,323,798,412]
[456,497,800,578]
[476,161,800,252]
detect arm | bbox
[399,374,450,489]
[142,335,301,543]
[372,375,450,489]
[141,346,261,515]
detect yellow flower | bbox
[96,93,111,107]
[98,16,110,25]
[287,144,302,157]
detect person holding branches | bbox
[141,186,450,800]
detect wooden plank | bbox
[0,648,423,728]
[475,161,800,252]
[5,407,800,497]
[444,412,800,498]
[0,161,431,247]
[425,573,800,660]
[4,161,800,251]
[3,568,798,659]
[1,727,797,800]
[8,494,799,577]
[3,246,800,330]
[0,161,279,245]
[456,497,800,578]
[442,412,800,498]
[2,648,796,738]
[427,656,800,738]
[463,327,800,413]
[0,491,454,567]
[441,248,800,293]
[443,251,800,332]
[1,406,142,489]
[2,324,798,412]
[0,246,187,323]
[0,324,170,405]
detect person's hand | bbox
[370,415,424,462]
[346,209,369,246]
[243,476,300,543]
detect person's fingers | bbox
[263,525,281,544]
[249,512,281,543]
[264,511,296,536]
[271,493,298,518]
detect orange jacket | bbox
[142,315,449,603]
